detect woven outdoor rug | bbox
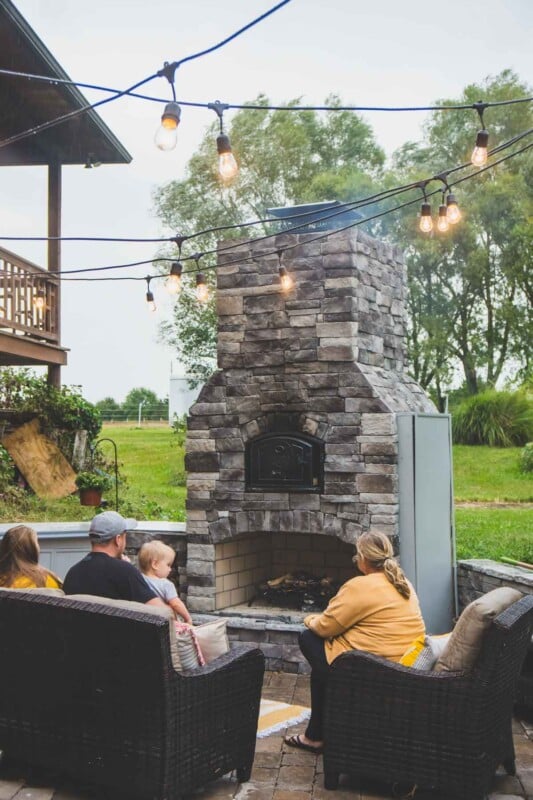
[257,699,311,738]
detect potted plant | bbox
[75,470,112,507]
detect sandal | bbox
[284,733,323,755]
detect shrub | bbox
[0,446,15,492]
[452,390,533,447]
[0,369,101,441]
[519,443,533,474]
[171,413,187,447]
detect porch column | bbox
[47,161,61,388]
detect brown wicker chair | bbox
[323,594,533,800]
[0,589,265,799]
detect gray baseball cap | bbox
[89,511,138,541]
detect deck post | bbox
[47,161,61,388]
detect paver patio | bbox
[0,671,532,799]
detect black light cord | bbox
[165,0,293,71]
[51,139,532,283]
[0,0,293,152]
[4,124,531,249]
[1,66,531,115]
[11,128,531,276]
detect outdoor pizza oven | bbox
[184,223,436,614]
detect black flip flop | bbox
[284,733,323,755]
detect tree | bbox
[153,95,386,384]
[95,397,121,418]
[389,70,533,405]
[121,388,168,420]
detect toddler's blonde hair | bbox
[138,540,176,574]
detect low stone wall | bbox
[458,559,533,610]
[193,612,309,673]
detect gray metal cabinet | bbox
[397,413,456,634]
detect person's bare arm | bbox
[168,596,193,624]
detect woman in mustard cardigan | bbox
[0,525,62,589]
[285,530,424,754]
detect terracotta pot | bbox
[79,488,103,507]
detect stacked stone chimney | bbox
[185,229,434,613]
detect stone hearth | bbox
[185,228,434,614]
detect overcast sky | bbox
[3,0,532,403]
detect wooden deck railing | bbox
[0,246,59,344]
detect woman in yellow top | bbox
[285,530,424,754]
[0,525,62,589]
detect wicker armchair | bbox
[0,589,265,799]
[323,594,533,800]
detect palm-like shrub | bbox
[452,390,533,447]
[520,442,533,473]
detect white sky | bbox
[2,0,532,403]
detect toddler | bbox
[138,541,192,624]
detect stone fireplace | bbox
[185,228,435,615]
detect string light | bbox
[154,101,181,151]
[446,192,461,224]
[33,290,46,311]
[195,272,209,303]
[154,61,181,151]
[208,101,238,181]
[277,250,294,291]
[437,200,449,233]
[166,261,183,294]
[145,277,156,312]
[471,102,489,167]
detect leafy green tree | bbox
[390,70,533,404]
[121,388,168,420]
[153,95,385,383]
[95,397,121,418]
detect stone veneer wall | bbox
[185,229,434,613]
[457,559,533,609]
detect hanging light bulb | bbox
[145,278,156,312]
[154,102,181,151]
[195,273,209,304]
[216,133,238,181]
[446,193,461,224]
[208,101,238,182]
[471,102,489,167]
[437,204,449,233]
[166,261,183,294]
[33,290,45,311]
[471,128,489,167]
[419,202,433,233]
[279,266,294,292]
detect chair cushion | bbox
[400,633,451,670]
[174,623,205,670]
[434,587,522,673]
[194,618,229,664]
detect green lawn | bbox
[452,445,532,562]
[102,423,186,521]
[455,507,533,563]
[453,445,533,502]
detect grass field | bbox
[453,445,533,502]
[1,424,531,561]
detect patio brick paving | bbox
[0,671,532,799]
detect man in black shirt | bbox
[64,511,164,606]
